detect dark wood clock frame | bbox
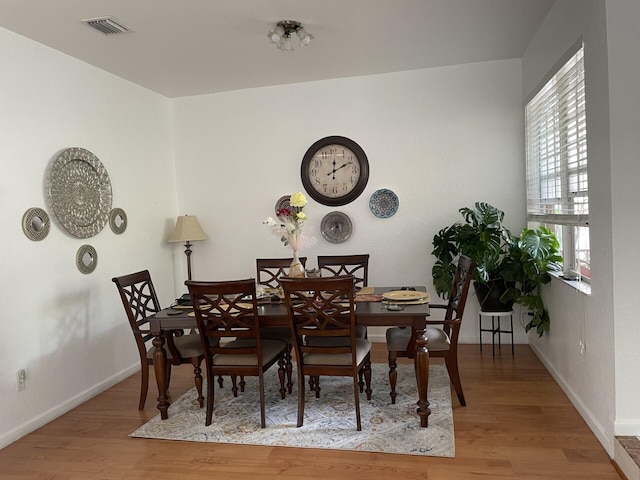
[300,136,370,206]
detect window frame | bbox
[524,40,590,282]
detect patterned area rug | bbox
[131,363,454,457]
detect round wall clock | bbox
[301,136,369,206]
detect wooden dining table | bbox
[148,286,433,427]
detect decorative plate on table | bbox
[275,195,291,214]
[369,189,399,218]
[321,211,352,244]
[48,147,112,238]
[382,290,428,301]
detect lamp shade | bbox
[168,215,208,243]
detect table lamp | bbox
[168,215,208,280]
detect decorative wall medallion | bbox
[275,195,291,214]
[22,207,50,241]
[321,211,353,244]
[76,244,98,274]
[48,147,113,238]
[369,188,399,218]
[109,207,127,234]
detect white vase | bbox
[289,251,305,278]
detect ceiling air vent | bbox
[82,16,133,35]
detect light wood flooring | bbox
[0,344,621,479]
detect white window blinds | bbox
[525,46,588,227]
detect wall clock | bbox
[301,136,369,206]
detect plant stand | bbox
[479,310,514,357]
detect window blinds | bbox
[525,46,588,227]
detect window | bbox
[525,43,590,280]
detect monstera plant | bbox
[431,202,562,337]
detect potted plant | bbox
[431,202,562,336]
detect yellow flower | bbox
[289,192,308,208]
[296,211,306,221]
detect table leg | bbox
[414,326,431,427]
[152,333,170,420]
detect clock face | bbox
[301,136,369,206]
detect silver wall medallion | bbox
[22,207,51,241]
[321,211,353,244]
[76,244,98,274]
[48,147,113,238]
[109,207,127,234]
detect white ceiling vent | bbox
[82,16,133,35]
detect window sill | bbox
[550,271,591,295]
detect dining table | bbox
[148,286,433,427]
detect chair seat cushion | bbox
[303,338,371,366]
[212,338,286,366]
[355,325,367,338]
[146,333,202,359]
[385,326,451,352]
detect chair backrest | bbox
[317,254,369,289]
[256,257,308,289]
[280,276,357,360]
[185,278,262,360]
[112,270,161,359]
[444,255,476,325]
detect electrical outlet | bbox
[579,341,586,355]
[17,369,26,392]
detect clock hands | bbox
[327,160,353,178]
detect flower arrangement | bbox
[263,192,309,253]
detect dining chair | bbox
[255,257,308,394]
[315,254,370,391]
[280,276,372,431]
[185,278,287,427]
[112,270,204,410]
[317,254,369,290]
[386,255,475,406]
[256,257,308,289]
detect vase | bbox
[289,251,305,278]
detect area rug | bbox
[131,363,454,457]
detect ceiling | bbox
[0,0,554,98]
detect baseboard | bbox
[529,343,614,457]
[614,437,640,480]
[0,364,139,450]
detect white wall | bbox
[606,0,640,437]
[522,0,617,455]
[170,59,528,344]
[0,27,179,448]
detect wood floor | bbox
[0,344,621,479]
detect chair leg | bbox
[313,376,321,398]
[445,354,466,406]
[231,376,239,397]
[239,376,246,393]
[388,351,398,404]
[192,359,204,408]
[258,373,266,428]
[363,356,372,400]
[277,357,286,400]
[353,371,362,431]
[297,369,306,427]
[217,375,224,388]
[166,363,172,391]
[139,362,149,410]
[205,366,215,426]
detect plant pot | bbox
[473,279,514,312]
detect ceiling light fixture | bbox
[268,20,313,52]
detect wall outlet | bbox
[579,341,586,355]
[17,369,26,392]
